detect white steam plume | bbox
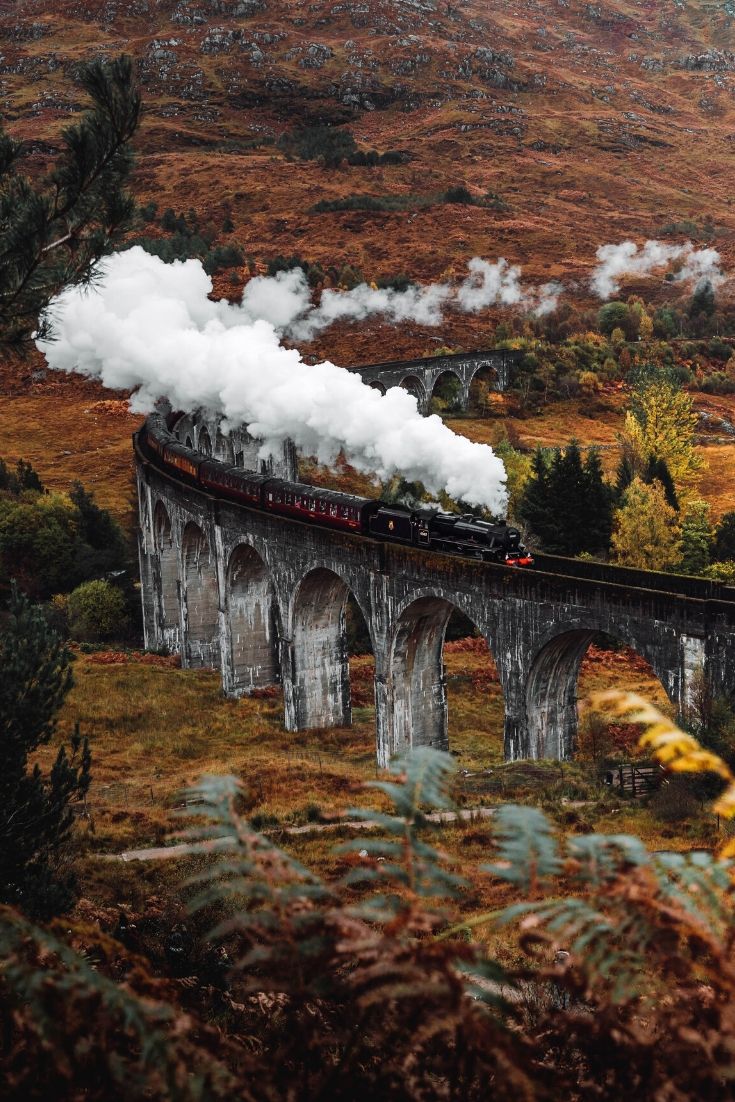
[238,256,561,339]
[38,248,508,514]
[591,239,724,299]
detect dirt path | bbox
[112,806,498,863]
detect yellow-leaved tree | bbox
[492,428,532,521]
[622,369,704,504]
[612,476,681,569]
[638,312,654,341]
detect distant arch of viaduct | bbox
[136,431,735,766]
[349,347,522,413]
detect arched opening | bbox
[468,364,500,415]
[198,427,213,457]
[368,380,386,396]
[429,371,464,415]
[185,435,194,449]
[154,501,180,649]
[226,544,279,694]
[289,568,368,730]
[182,522,220,669]
[399,375,427,409]
[526,629,673,761]
[346,593,376,748]
[216,429,235,465]
[388,599,500,759]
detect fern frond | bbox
[567,832,650,886]
[339,748,467,908]
[483,805,562,891]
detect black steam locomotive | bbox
[137,415,534,568]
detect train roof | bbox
[200,460,270,483]
[264,478,372,508]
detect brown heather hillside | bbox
[3,0,735,521]
[2,0,735,371]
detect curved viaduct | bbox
[135,430,735,766]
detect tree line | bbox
[509,365,735,578]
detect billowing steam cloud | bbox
[591,239,724,299]
[240,256,562,339]
[38,248,508,513]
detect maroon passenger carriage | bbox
[137,413,533,567]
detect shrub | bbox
[699,371,735,394]
[67,580,129,643]
[707,337,732,361]
[442,184,475,204]
[0,471,131,602]
[277,124,357,167]
[649,774,701,823]
[705,560,735,584]
[0,587,90,919]
[311,192,427,213]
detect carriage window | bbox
[330,504,338,517]
[309,499,316,512]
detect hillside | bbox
[2,0,735,369]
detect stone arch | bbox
[181,521,220,669]
[185,434,194,449]
[198,426,213,457]
[525,624,673,761]
[387,594,499,758]
[368,380,386,396]
[468,363,499,412]
[399,374,428,410]
[429,370,463,414]
[153,500,180,650]
[215,428,235,465]
[225,543,279,694]
[287,567,372,730]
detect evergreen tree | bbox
[689,280,716,319]
[0,55,140,348]
[615,451,636,501]
[582,447,614,555]
[519,447,554,544]
[69,479,129,578]
[643,454,679,511]
[714,511,735,562]
[678,500,714,576]
[552,441,588,553]
[0,586,90,918]
[520,444,612,556]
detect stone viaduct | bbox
[136,424,735,766]
[349,348,522,414]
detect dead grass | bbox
[0,391,143,521]
[42,636,712,917]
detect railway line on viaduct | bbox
[134,350,735,767]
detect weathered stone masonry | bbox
[350,348,521,413]
[137,453,735,766]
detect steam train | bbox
[138,415,534,567]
